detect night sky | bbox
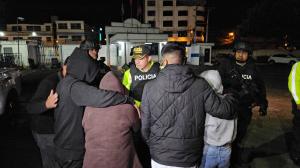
[1,0,260,31]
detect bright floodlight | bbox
[32,32,37,37]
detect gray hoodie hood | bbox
[200,70,223,94]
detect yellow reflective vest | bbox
[289,62,300,104]
[122,61,160,107]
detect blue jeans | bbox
[201,144,231,168]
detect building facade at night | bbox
[0,20,85,46]
[144,0,206,44]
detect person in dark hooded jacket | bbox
[27,57,69,168]
[141,43,237,168]
[53,47,134,168]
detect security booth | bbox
[105,18,168,66]
[187,43,215,65]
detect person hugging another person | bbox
[82,71,142,168]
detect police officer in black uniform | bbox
[217,41,268,166]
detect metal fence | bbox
[0,53,21,67]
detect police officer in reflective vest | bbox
[122,45,160,107]
[288,62,300,166]
[217,41,268,165]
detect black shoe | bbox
[240,147,254,163]
[232,162,251,168]
[290,153,300,166]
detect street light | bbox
[17,17,24,66]
[99,27,103,42]
[31,32,37,37]
[0,31,4,37]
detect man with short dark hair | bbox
[27,57,69,168]
[141,43,237,168]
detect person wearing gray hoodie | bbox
[200,70,238,168]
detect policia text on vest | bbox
[134,74,157,81]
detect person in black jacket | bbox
[141,43,237,168]
[53,47,134,168]
[217,41,268,165]
[27,57,69,168]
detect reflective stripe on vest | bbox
[289,62,300,104]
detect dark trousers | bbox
[231,106,252,165]
[290,100,300,157]
[32,131,58,168]
[54,159,83,168]
[235,106,253,145]
[133,131,151,168]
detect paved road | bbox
[0,64,299,168]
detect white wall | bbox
[99,44,118,65]
[187,43,214,65]
[0,40,29,66]
[60,44,79,62]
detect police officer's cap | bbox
[132,45,151,59]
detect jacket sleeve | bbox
[26,79,54,114]
[70,81,133,108]
[127,106,141,133]
[141,84,151,142]
[203,81,237,120]
[289,62,300,104]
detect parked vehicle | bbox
[268,54,300,65]
[0,68,22,118]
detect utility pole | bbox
[205,7,210,43]
[194,6,198,44]
[17,17,24,66]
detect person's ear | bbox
[165,59,168,65]
[160,58,167,69]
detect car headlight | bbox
[0,73,8,80]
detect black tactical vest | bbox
[129,62,160,101]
